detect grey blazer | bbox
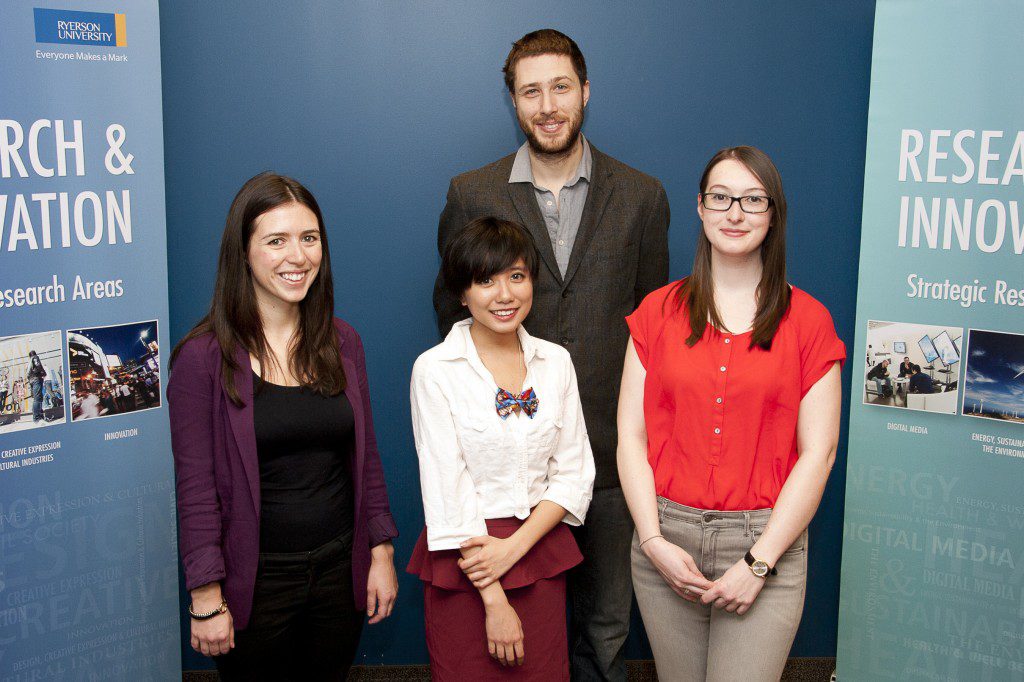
[433,145,670,489]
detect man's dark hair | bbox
[503,29,587,94]
[443,217,539,298]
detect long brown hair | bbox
[677,146,790,350]
[171,172,345,405]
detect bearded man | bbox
[432,29,670,682]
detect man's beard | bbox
[518,102,585,161]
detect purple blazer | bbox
[167,318,398,629]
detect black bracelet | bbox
[188,599,228,620]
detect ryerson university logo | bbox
[33,8,127,47]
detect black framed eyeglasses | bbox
[699,192,773,214]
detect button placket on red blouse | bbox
[710,334,733,466]
[626,283,846,512]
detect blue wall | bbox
[159,1,876,668]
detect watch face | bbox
[752,561,769,578]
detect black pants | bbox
[569,486,635,682]
[215,529,363,682]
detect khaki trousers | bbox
[631,497,807,682]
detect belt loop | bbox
[743,511,750,537]
[658,498,668,523]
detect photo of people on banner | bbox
[0,330,66,434]
[963,329,1024,426]
[863,320,962,414]
[67,320,161,421]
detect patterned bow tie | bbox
[495,388,539,419]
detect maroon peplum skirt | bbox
[407,518,583,681]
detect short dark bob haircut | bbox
[442,217,540,297]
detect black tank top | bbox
[253,373,355,552]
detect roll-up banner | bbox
[0,2,181,678]
[837,1,1024,679]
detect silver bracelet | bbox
[638,534,664,549]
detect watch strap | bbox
[744,550,777,576]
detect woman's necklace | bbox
[514,338,526,391]
[493,339,539,420]
[479,338,526,392]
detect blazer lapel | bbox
[508,181,563,285]
[226,346,261,516]
[563,148,613,288]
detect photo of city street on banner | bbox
[66,320,161,422]
[0,330,67,434]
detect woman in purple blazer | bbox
[168,172,399,680]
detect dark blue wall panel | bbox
[159,0,876,668]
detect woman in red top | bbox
[618,146,844,681]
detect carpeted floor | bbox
[184,657,836,680]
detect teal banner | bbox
[0,1,180,678]
[837,1,1024,680]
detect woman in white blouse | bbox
[407,217,595,681]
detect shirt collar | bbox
[437,318,546,365]
[508,135,592,190]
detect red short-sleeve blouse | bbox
[625,281,845,511]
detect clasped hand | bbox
[643,537,714,602]
[699,558,767,615]
[458,536,522,588]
